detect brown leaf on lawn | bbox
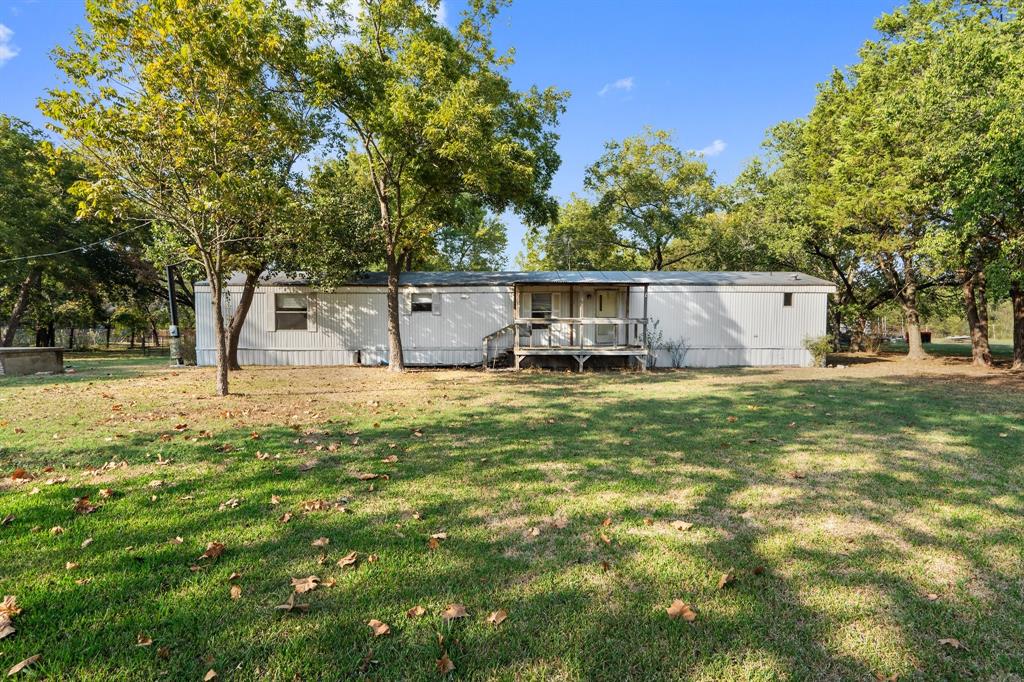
[270,495,281,505]
[926,592,939,601]
[199,541,226,561]
[406,605,426,618]
[752,565,766,576]
[157,646,170,659]
[938,637,966,649]
[65,562,79,570]
[291,575,321,594]
[50,526,64,535]
[230,585,242,600]
[381,455,398,464]
[412,512,423,520]
[436,653,455,674]
[600,560,610,572]
[137,633,153,646]
[671,520,694,532]
[601,516,612,527]
[356,472,388,481]
[666,599,698,622]
[367,554,379,563]
[643,517,654,526]
[599,532,611,545]
[552,517,568,529]
[0,596,21,617]
[203,669,217,681]
[148,480,164,488]
[298,460,318,472]
[441,604,468,622]
[274,592,309,613]
[228,572,241,581]
[486,609,507,626]
[788,470,806,480]
[73,497,98,514]
[0,617,14,641]
[527,527,540,537]
[250,431,261,440]
[219,498,241,510]
[337,551,358,569]
[428,537,440,550]
[168,536,184,545]
[81,538,93,548]
[98,488,115,499]
[430,532,448,540]
[11,468,32,482]
[412,428,424,438]
[367,619,391,637]
[173,423,188,431]
[717,571,736,589]
[1,514,13,527]
[312,537,330,548]
[7,654,40,676]
[279,512,293,524]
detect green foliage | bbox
[520,195,643,270]
[803,334,833,367]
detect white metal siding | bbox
[195,281,830,368]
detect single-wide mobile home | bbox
[195,271,835,369]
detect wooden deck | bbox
[513,344,648,371]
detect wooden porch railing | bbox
[513,317,649,350]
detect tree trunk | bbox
[385,255,405,371]
[962,272,992,367]
[105,324,112,348]
[47,322,55,348]
[900,280,929,360]
[152,322,160,347]
[227,269,261,371]
[1011,279,1024,371]
[67,327,75,350]
[1,267,40,347]
[210,277,230,396]
[129,329,135,349]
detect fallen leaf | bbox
[926,593,939,601]
[65,562,79,570]
[279,512,293,523]
[6,654,40,676]
[11,468,32,481]
[788,471,806,480]
[717,571,736,590]
[98,488,115,498]
[157,646,170,659]
[441,604,468,622]
[50,526,65,535]
[137,633,153,646]
[601,516,612,527]
[169,536,184,545]
[600,560,610,572]
[73,496,98,514]
[552,517,568,529]
[269,495,281,505]
[643,517,654,526]
[274,592,309,613]
[527,526,541,537]
[219,498,241,511]
[752,565,766,576]
[427,537,440,550]
[337,551,358,569]
[0,596,21,617]
[311,537,330,548]
[599,532,611,545]
[938,637,965,649]
[81,537,94,549]
[486,609,507,626]
[367,619,391,636]
[380,455,398,464]
[406,605,426,618]
[204,670,217,681]
[0,618,14,641]
[228,572,241,581]
[430,532,448,540]
[291,575,321,594]
[148,480,163,488]
[671,520,694,532]
[666,599,698,622]
[1,515,13,526]
[436,654,455,674]
[356,472,385,481]
[199,542,226,561]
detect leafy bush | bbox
[803,335,833,367]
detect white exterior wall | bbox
[195,285,513,367]
[630,286,831,368]
[195,282,831,368]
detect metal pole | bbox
[166,264,185,366]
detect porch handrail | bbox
[513,316,647,325]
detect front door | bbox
[595,289,617,345]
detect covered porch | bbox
[511,282,649,371]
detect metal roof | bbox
[215,270,835,288]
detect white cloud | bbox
[0,24,19,67]
[695,139,727,157]
[597,76,634,97]
[433,0,447,26]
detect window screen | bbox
[411,293,433,312]
[275,293,308,330]
[531,293,553,319]
[783,292,794,307]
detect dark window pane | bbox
[276,311,307,330]
[783,293,793,307]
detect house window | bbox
[275,293,308,330]
[783,292,794,307]
[531,293,553,329]
[410,293,433,312]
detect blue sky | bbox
[0,0,898,264]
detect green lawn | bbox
[1,354,1022,680]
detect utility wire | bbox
[0,221,151,265]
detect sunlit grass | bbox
[1,354,1022,680]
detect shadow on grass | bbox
[1,369,1022,679]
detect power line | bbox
[0,222,152,265]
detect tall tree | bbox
[42,0,315,395]
[520,195,643,271]
[582,128,719,271]
[299,0,565,370]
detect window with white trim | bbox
[410,293,433,312]
[275,293,308,330]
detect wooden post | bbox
[643,284,649,369]
[624,286,630,347]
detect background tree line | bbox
[523,0,1024,369]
